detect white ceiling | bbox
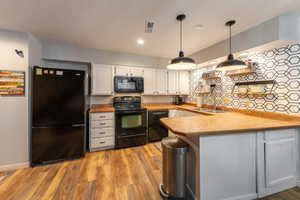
[0,0,299,58]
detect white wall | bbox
[190,11,300,64]
[0,29,29,166]
[42,39,170,68]
[190,17,280,63]
[28,34,43,67]
[42,40,174,104]
[279,10,300,41]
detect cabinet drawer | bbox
[264,129,296,141]
[90,112,114,120]
[91,137,114,149]
[90,119,114,128]
[90,127,114,138]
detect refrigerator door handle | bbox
[32,124,85,128]
[72,124,85,127]
[32,126,52,129]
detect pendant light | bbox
[216,20,248,71]
[167,14,196,70]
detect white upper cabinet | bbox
[143,68,168,95]
[115,66,130,76]
[91,64,113,95]
[178,71,190,95]
[91,64,190,96]
[167,70,178,95]
[130,67,144,77]
[143,68,156,95]
[115,66,144,77]
[156,69,168,95]
[167,70,190,95]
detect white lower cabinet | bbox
[90,137,115,149]
[198,128,299,200]
[199,133,257,200]
[90,127,114,138]
[89,112,115,152]
[257,129,298,198]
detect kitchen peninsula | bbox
[161,109,300,200]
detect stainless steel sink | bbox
[192,107,226,113]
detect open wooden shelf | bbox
[232,80,276,95]
[234,80,275,86]
[226,71,256,77]
[233,92,273,96]
[196,92,210,95]
[203,76,220,80]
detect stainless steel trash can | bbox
[159,136,188,199]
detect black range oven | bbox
[114,76,144,93]
[114,96,147,148]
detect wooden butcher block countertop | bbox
[160,112,300,137]
[89,104,115,113]
[143,103,192,110]
[89,103,213,114]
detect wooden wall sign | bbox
[0,70,25,96]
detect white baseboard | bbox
[0,162,29,172]
[223,193,258,200]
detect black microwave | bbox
[114,76,144,93]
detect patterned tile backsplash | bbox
[189,43,300,115]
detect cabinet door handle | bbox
[99,141,106,144]
[99,132,106,134]
[100,123,106,125]
[99,116,106,119]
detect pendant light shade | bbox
[167,14,196,70]
[216,20,248,71]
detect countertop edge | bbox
[161,121,300,137]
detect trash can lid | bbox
[162,136,189,149]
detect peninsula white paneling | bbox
[199,133,257,200]
[257,129,298,198]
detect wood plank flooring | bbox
[0,142,299,200]
[0,143,164,200]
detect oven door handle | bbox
[116,110,144,114]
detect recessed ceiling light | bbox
[194,24,204,30]
[137,39,145,45]
[239,52,249,57]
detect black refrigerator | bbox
[31,66,86,166]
